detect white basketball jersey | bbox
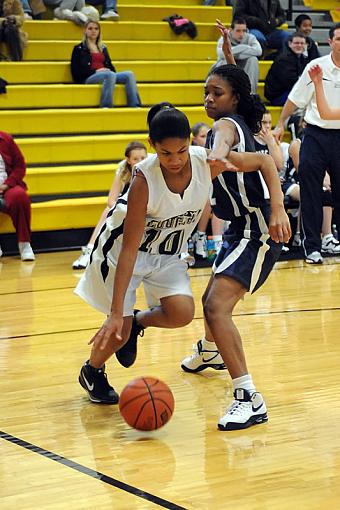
[101,145,211,257]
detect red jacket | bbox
[0,131,27,189]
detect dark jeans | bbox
[299,124,340,255]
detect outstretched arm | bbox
[309,65,340,120]
[215,19,236,66]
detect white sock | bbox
[232,374,256,394]
[87,243,94,249]
[201,337,217,351]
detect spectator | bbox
[274,23,340,264]
[0,131,34,261]
[0,0,26,61]
[295,13,320,61]
[44,0,98,25]
[86,0,119,20]
[71,20,141,108]
[216,17,262,94]
[264,32,308,106]
[72,141,147,270]
[233,0,290,52]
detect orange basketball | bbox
[119,377,175,431]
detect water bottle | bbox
[206,236,215,262]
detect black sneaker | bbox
[79,361,119,404]
[115,309,144,368]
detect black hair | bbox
[329,23,340,39]
[191,122,210,136]
[294,14,312,28]
[231,17,247,28]
[147,102,191,143]
[288,31,306,42]
[207,64,265,134]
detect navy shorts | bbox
[213,231,283,293]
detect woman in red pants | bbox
[0,131,34,260]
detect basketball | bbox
[119,377,175,431]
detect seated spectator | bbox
[254,109,284,171]
[264,32,308,106]
[294,14,320,62]
[44,0,98,25]
[215,17,262,94]
[86,0,119,20]
[0,131,34,260]
[0,0,26,61]
[233,0,290,52]
[71,20,141,108]
[72,141,147,269]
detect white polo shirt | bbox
[288,53,340,129]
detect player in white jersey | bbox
[76,102,287,405]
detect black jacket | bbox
[70,42,116,84]
[306,36,320,62]
[264,48,308,102]
[233,0,286,35]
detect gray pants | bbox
[44,0,85,9]
[235,56,259,95]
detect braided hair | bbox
[208,64,265,134]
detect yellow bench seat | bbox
[0,60,273,84]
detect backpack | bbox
[163,14,197,39]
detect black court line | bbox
[0,326,100,341]
[2,305,340,341]
[0,431,187,510]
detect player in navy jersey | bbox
[181,63,291,431]
[75,102,283,405]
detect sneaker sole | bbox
[305,259,323,264]
[181,362,226,373]
[218,412,268,431]
[78,374,119,404]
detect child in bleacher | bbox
[72,141,147,269]
[71,20,141,108]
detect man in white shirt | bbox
[215,17,262,94]
[274,23,340,264]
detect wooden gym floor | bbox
[1,251,340,509]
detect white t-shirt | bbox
[288,54,340,129]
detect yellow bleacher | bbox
[0,2,280,241]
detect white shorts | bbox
[75,243,193,316]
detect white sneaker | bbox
[218,388,268,431]
[24,12,33,19]
[180,251,195,267]
[193,232,207,259]
[181,339,226,373]
[305,251,323,264]
[0,245,2,257]
[321,234,340,255]
[101,9,119,20]
[72,246,92,270]
[18,242,35,261]
[72,10,88,24]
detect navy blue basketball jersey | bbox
[207,114,269,236]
